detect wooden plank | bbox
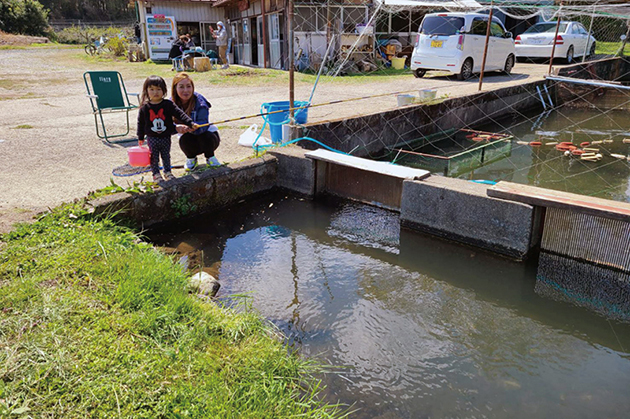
[488,181,630,222]
[305,149,430,180]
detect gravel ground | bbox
[0,46,555,233]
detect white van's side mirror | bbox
[505,31,513,39]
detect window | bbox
[391,11,409,33]
[470,18,487,36]
[343,7,367,33]
[420,16,465,36]
[295,7,317,32]
[490,22,505,37]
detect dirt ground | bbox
[0,46,555,234]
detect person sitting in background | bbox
[171,72,221,169]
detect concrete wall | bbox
[89,155,277,227]
[289,82,545,158]
[400,176,540,260]
[554,57,630,110]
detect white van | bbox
[410,13,516,80]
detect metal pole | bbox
[288,0,295,120]
[547,2,563,76]
[478,0,493,91]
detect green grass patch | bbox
[595,41,626,56]
[0,203,346,418]
[13,124,33,129]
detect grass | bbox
[595,41,626,56]
[0,203,346,418]
[13,124,33,129]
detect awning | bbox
[376,0,481,10]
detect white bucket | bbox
[419,89,437,101]
[397,94,415,107]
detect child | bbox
[137,75,199,183]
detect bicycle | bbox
[84,36,110,56]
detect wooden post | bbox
[261,0,268,67]
[547,2,563,76]
[478,0,493,92]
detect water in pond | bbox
[397,108,630,203]
[149,195,630,419]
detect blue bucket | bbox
[263,101,309,143]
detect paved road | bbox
[0,46,561,233]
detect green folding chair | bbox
[83,71,140,143]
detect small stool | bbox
[172,57,185,71]
[209,58,218,69]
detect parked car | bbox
[515,21,596,63]
[410,12,516,80]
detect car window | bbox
[577,24,588,34]
[524,22,568,34]
[571,24,581,34]
[490,22,505,37]
[419,16,465,36]
[470,18,487,36]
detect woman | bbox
[171,72,221,169]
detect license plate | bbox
[430,40,443,48]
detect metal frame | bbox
[83,71,140,143]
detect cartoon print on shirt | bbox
[150,108,167,134]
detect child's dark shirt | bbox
[137,99,194,141]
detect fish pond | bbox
[149,193,630,419]
[390,108,630,203]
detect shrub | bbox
[0,0,50,36]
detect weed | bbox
[171,194,198,218]
[13,124,33,129]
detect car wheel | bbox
[414,69,426,78]
[457,58,473,80]
[504,54,515,74]
[565,46,574,64]
[588,42,596,57]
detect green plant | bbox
[171,194,198,218]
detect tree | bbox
[38,0,134,21]
[0,0,50,36]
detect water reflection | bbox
[149,195,630,418]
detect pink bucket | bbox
[128,146,151,167]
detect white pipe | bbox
[545,75,630,90]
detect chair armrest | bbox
[128,92,140,104]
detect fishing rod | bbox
[196,88,434,128]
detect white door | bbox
[243,19,251,65]
[468,17,488,72]
[230,22,240,64]
[257,16,265,67]
[269,14,281,69]
[572,23,587,57]
[489,21,511,70]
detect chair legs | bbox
[93,110,136,143]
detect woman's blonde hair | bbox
[171,72,196,118]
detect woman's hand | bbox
[191,123,201,131]
[176,124,191,134]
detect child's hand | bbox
[138,139,144,146]
[191,123,200,131]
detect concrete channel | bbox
[89,63,630,270]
